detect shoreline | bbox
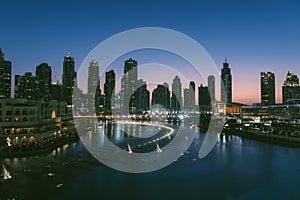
[223,129,300,148]
[0,135,79,158]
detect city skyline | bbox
[1,1,300,104]
[3,48,300,106]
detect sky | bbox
[1,0,300,104]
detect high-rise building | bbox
[95,83,105,115]
[221,59,232,103]
[14,72,37,100]
[208,75,215,101]
[135,79,150,113]
[171,76,182,111]
[51,81,63,101]
[152,83,170,110]
[104,70,115,114]
[184,88,190,109]
[36,63,52,100]
[189,81,195,105]
[87,59,100,113]
[62,52,77,105]
[198,84,211,106]
[0,48,12,99]
[183,81,195,111]
[122,58,138,114]
[261,71,275,106]
[282,71,300,104]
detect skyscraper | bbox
[51,81,63,102]
[282,71,300,104]
[171,76,182,111]
[135,79,150,113]
[152,83,170,110]
[189,81,195,109]
[183,81,195,111]
[36,63,52,100]
[122,58,138,114]
[261,71,275,106]
[14,72,37,100]
[87,59,100,113]
[221,59,232,103]
[95,83,105,115]
[184,88,190,109]
[208,75,215,101]
[62,52,77,105]
[198,84,211,106]
[104,70,115,115]
[0,48,12,99]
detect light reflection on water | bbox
[1,123,300,200]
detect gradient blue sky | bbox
[1,0,300,104]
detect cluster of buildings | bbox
[87,58,228,117]
[241,71,300,123]
[0,49,76,135]
[1,46,299,136]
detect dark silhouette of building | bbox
[171,76,182,111]
[152,83,170,110]
[134,79,150,113]
[87,59,100,113]
[282,71,300,104]
[95,82,105,115]
[189,81,195,105]
[221,59,232,103]
[62,52,77,105]
[121,58,138,114]
[261,71,275,106]
[198,84,211,106]
[51,81,63,101]
[208,75,215,101]
[104,70,115,115]
[14,72,37,100]
[198,84,212,132]
[0,48,12,99]
[36,63,52,100]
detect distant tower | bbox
[198,84,211,106]
[14,72,37,100]
[122,58,138,114]
[282,71,300,104]
[104,70,115,114]
[184,81,195,111]
[152,83,170,110]
[221,58,232,103]
[189,81,195,109]
[208,75,215,101]
[171,76,182,111]
[36,63,52,100]
[87,59,100,113]
[51,81,63,101]
[135,79,150,113]
[0,48,12,98]
[261,71,275,105]
[62,52,77,105]
[184,88,190,109]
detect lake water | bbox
[1,122,300,200]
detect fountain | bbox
[2,164,12,180]
[156,143,162,152]
[127,144,133,153]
